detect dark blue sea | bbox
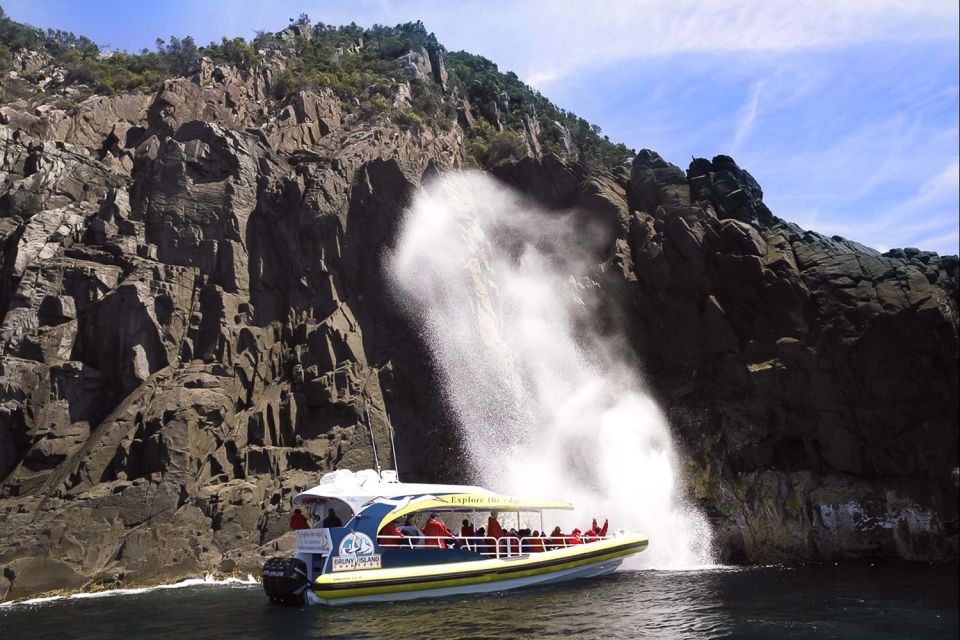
[1,562,956,639]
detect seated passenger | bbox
[517,528,534,553]
[459,519,476,550]
[504,528,520,555]
[400,515,425,548]
[568,528,584,545]
[421,513,455,548]
[321,507,343,528]
[476,527,489,555]
[526,530,545,552]
[487,510,505,539]
[549,526,565,549]
[584,524,597,542]
[378,520,403,547]
[289,508,310,531]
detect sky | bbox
[5,0,958,254]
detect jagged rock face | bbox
[399,46,447,90]
[0,58,466,602]
[0,51,957,601]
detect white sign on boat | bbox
[296,529,333,553]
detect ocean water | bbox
[1,562,956,639]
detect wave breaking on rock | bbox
[390,171,714,567]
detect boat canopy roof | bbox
[375,492,573,532]
[292,469,493,515]
[292,469,573,528]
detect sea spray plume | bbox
[389,171,713,567]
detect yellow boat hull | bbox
[310,534,649,605]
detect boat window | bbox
[296,497,355,528]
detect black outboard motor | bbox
[262,556,309,605]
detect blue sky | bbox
[5,0,958,254]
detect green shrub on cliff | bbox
[395,107,424,132]
[360,95,390,120]
[465,118,526,167]
[446,51,630,170]
[409,79,456,130]
[203,36,260,69]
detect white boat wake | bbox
[0,574,258,608]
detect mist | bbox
[389,171,713,568]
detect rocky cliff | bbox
[495,153,959,563]
[0,18,957,601]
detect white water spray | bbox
[390,171,713,568]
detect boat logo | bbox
[332,532,381,572]
[338,532,375,557]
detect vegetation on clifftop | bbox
[0,7,631,169]
[445,51,630,169]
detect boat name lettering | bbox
[332,555,382,572]
[440,495,521,506]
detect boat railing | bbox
[376,534,617,559]
[510,535,616,556]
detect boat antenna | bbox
[358,369,383,476]
[385,406,399,480]
[363,397,382,476]
[360,368,401,481]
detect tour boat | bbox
[261,469,649,606]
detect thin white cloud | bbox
[731,81,763,153]
[449,0,960,89]
[913,229,960,252]
[897,157,960,212]
[525,69,560,88]
[776,155,959,254]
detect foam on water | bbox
[0,574,258,608]
[390,171,714,568]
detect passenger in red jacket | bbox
[378,521,403,547]
[595,518,609,536]
[548,526,565,549]
[459,519,476,550]
[421,513,455,548]
[289,509,309,530]
[568,528,584,545]
[527,531,546,552]
[487,511,505,539]
[584,518,609,542]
